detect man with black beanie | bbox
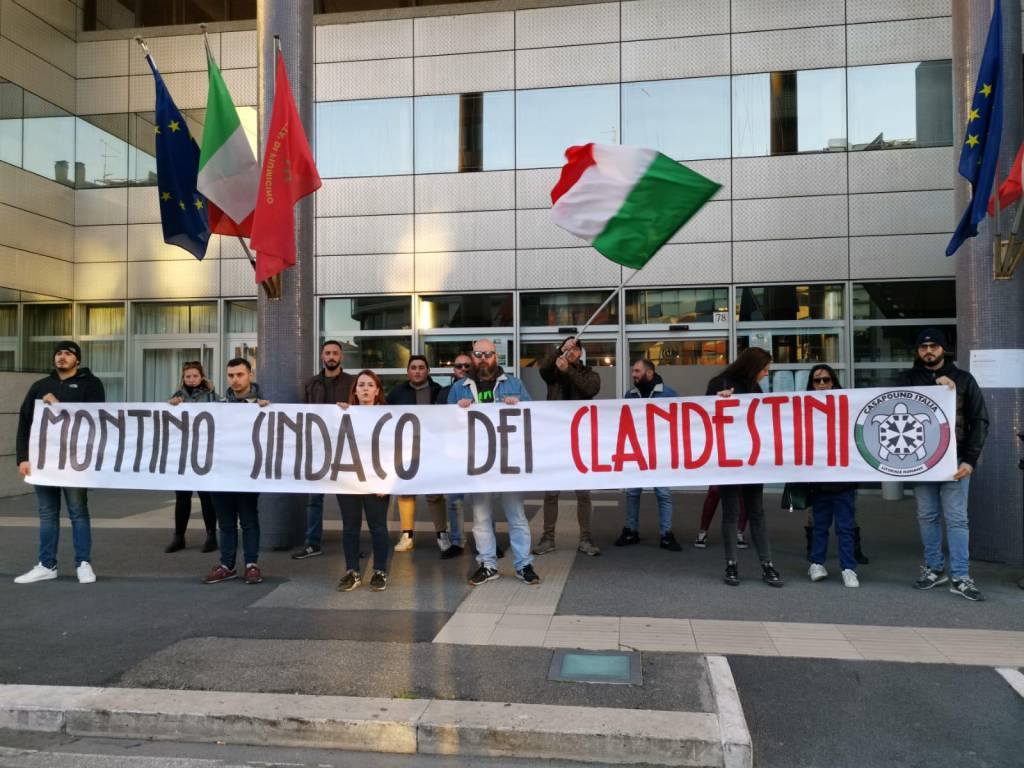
[14,341,105,584]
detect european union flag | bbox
[947,0,1003,256]
[147,56,210,260]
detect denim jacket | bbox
[447,371,532,404]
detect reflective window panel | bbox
[316,98,413,177]
[516,84,619,169]
[852,280,955,320]
[133,302,218,334]
[22,92,75,185]
[738,284,845,322]
[330,335,412,369]
[854,324,957,363]
[737,330,843,364]
[322,297,411,332]
[0,80,23,168]
[423,335,513,370]
[848,61,952,150]
[520,290,619,327]
[226,300,257,334]
[419,293,513,329]
[622,77,730,161]
[626,287,729,325]
[415,91,514,174]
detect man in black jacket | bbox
[899,327,989,601]
[14,341,105,585]
[292,340,355,560]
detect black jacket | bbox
[386,378,441,406]
[303,370,354,405]
[16,368,106,464]
[539,345,601,401]
[897,358,989,467]
[705,373,761,397]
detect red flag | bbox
[249,50,321,284]
[208,201,253,238]
[988,141,1024,217]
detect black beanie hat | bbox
[914,327,947,349]
[54,340,81,361]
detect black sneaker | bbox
[913,566,949,590]
[337,570,361,592]
[660,531,682,552]
[724,561,739,586]
[949,578,984,601]
[370,570,388,592]
[614,527,639,547]
[291,545,322,560]
[440,544,464,560]
[694,531,709,549]
[468,564,499,587]
[762,561,784,587]
[516,564,541,585]
[495,543,506,559]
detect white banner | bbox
[26,387,958,493]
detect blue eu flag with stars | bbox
[946,0,1003,257]
[147,56,210,260]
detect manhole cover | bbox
[548,650,642,685]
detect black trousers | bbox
[174,490,216,536]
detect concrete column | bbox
[255,0,315,549]
[951,0,1024,565]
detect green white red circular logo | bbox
[854,391,951,477]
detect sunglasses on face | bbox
[453,363,471,370]
[812,376,832,384]
[472,351,496,359]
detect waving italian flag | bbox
[550,144,721,269]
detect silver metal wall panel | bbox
[317,214,414,255]
[221,30,257,69]
[847,17,952,66]
[850,233,954,278]
[846,0,950,24]
[0,163,74,224]
[414,11,513,56]
[316,176,414,217]
[77,76,128,114]
[0,245,72,296]
[621,0,730,41]
[128,186,160,224]
[516,207,586,249]
[0,38,74,112]
[220,256,258,298]
[623,242,732,285]
[415,250,516,292]
[415,171,515,214]
[2,0,74,75]
[517,247,621,289]
[128,223,219,261]
[317,253,414,294]
[128,259,220,299]
[315,58,413,101]
[0,203,73,260]
[74,262,126,300]
[414,50,513,96]
[129,71,205,111]
[732,0,845,33]
[516,3,618,49]
[668,199,731,243]
[733,153,848,199]
[848,147,954,193]
[75,187,127,226]
[416,210,515,252]
[23,0,77,38]
[848,189,953,236]
[516,42,618,90]
[219,237,251,260]
[731,26,846,74]
[622,35,730,81]
[77,40,129,78]
[733,237,849,283]
[516,168,561,209]
[74,225,126,263]
[733,195,848,240]
[315,19,413,63]
[128,33,208,75]
[221,67,256,106]
[687,159,732,199]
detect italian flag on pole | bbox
[550,144,721,269]
[197,50,258,237]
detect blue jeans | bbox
[915,478,971,580]
[303,493,324,549]
[447,493,464,546]
[625,487,674,535]
[213,492,260,570]
[35,485,91,568]
[469,492,532,571]
[810,489,857,571]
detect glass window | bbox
[129,112,158,185]
[520,340,616,369]
[0,79,23,168]
[23,304,72,371]
[76,114,130,187]
[415,91,514,174]
[622,77,730,161]
[322,297,411,332]
[516,84,619,169]
[852,280,955,320]
[520,291,618,327]
[848,61,952,150]
[732,68,846,157]
[737,330,843,365]
[0,304,16,337]
[419,293,513,329]
[629,339,727,367]
[738,284,845,322]
[854,324,957,363]
[133,302,217,334]
[226,300,257,333]
[333,336,411,369]
[79,303,125,400]
[22,93,75,185]
[424,335,513,371]
[626,288,729,325]
[316,98,413,177]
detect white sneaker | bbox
[394,532,414,552]
[808,563,828,582]
[436,531,452,552]
[77,561,96,584]
[14,563,57,584]
[841,569,860,588]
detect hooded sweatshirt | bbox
[16,367,105,464]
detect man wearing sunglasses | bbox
[899,327,989,601]
[434,354,474,558]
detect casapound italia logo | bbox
[854,390,951,477]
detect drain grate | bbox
[548,650,642,685]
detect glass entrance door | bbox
[134,341,215,401]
